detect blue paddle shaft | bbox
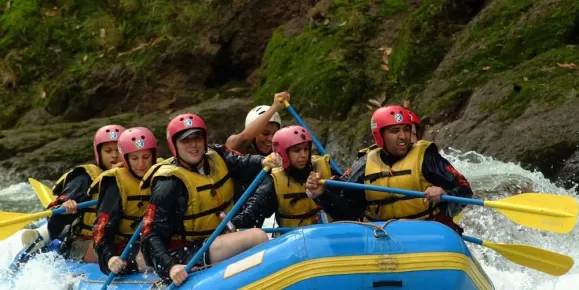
[100,218,144,290]
[166,168,269,290]
[51,199,98,215]
[285,104,343,175]
[322,179,485,206]
[461,235,483,245]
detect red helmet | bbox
[406,109,421,125]
[371,106,412,148]
[94,125,126,167]
[166,113,208,158]
[118,127,157,167]
[272,125,312,169]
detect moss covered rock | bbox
[255,0,408,119]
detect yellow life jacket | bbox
[91,167,150,244]
[363,140,439,221]
[272,155,334,227]
[52,164,102,237]
[143,149,234,243]
[357,144,379,158]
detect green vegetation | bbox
[255,0,408,119]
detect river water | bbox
[0,148,578,289]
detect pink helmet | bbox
[94,125,126,166]
[370,106,412,148]
[166,113,208,158]
[272,125,312,169]
[118,127,157,167]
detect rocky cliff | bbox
[0,0,577,191]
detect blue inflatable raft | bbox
[12,220,494,289]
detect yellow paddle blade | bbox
[28,178,56,208]
[452,210,464,224]
[482,240,574,276]
[485,193,578,234]
[0,210,53,240]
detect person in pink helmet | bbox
[305,106,472,234]
[140,113,281,286]
[231,125,340,229]
[22,125,126,262]
[92,127,157,275]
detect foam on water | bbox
[0,148,578,289]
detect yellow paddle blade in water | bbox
[482,240,574,276]
[452,210,464,224]
[485,193,578,234]
[0,210,53,240]
[28,178,56,208]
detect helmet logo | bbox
[109,132,118,140]
[370,117,377,129]
[183,119,193,127]
[394,114,403,123]
[135,140,145,149]
[409,114,413,121]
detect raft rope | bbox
[331,219,396,238]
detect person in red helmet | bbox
[406,109,422,143]
[140,113,281,286]
[305,106,472,234]
[21,125,126,262]
[231,125,340,229]
[92,127,157,275]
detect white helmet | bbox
[245,105,282,128]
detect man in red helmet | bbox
[305,106,472,234]
[140,113,281,286]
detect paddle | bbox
[320,179,578,234]
[166,160,274,290]
[0,200,98,240]
[28,178,56,208]
[281,100,343,175]
[250,227,574,276]
[101,222,143,290]
[462,235,573,276]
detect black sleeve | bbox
[141,177,187,280]
[314,156,367,221]
[48,172,93,209]
[421,144,474,217]
[46,172,93,239]
[231,175,278,229]
[93,177,122,275]
[210,144,265,185]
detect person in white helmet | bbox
[226,92,290,156]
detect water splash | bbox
[442,148,579,290]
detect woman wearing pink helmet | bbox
[91,127,157,275]
[231,125,340,229]
[22,124,126,263]
[305,105,472,234]
[140,113,281,286]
